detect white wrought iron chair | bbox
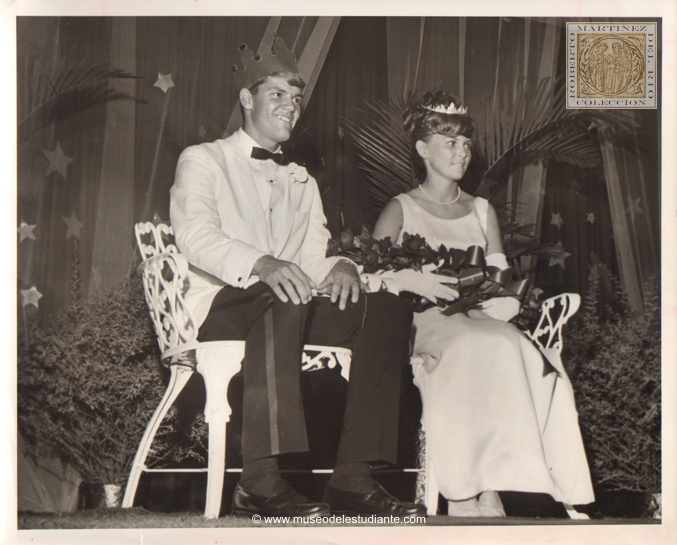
[413,293,589,519]
[122,222,352,519]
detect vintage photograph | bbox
[6,2,674,544]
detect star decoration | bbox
[548,241,572,270]
[21,286,43,308]
[62,211,84,240]
[198,124,207,139]
[626,197,644,221]
[42,142,73,179]
[337,127,345,140]
[550,213,564,229]
[586,212,596,224]
[18,221,37,242]
[154,72,175,93]
[568,179,581,196]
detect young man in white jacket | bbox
[169,36,423,519]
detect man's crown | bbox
[423,102,468,115]
[232,35,300,90]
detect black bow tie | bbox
[251,146,293,166]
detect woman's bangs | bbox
[429,114,474,139]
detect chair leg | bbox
[564,503,590,519]
[122,364,194,508]
[196,344,245,519]
[425,441,440,515]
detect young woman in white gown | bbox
[372,91,594,517]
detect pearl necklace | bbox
[418,184,461,205]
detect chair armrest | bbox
[528,293,581,354]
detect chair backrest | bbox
[527,293,581,355]
[135,222,200,359]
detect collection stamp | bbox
[567,22,656,109]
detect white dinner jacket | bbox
[169,129,345,327]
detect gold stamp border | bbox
[566,22,657,109]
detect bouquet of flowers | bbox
[327,229,543,329]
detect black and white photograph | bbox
[4,1,675,544]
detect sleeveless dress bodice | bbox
[394,193,488,252]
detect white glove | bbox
[381,268,459,302]
[359,273,384,293]
[485,252,509,270]
[479,297,521,322]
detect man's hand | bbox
[253,255,314,304]
[316,261,361,310]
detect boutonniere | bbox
[287,162,309,184]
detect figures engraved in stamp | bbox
[567,23,656,109]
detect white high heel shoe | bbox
[478,491,506,517]
[447,497,481,517]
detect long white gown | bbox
[394,193,595,505]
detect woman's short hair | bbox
[403,91,475,182]
[249,70,307,94]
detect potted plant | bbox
[565,265,661,518]
[17,273,204,508]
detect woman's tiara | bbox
[423,102,468,115]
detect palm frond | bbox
[345,75,644,217]
[343,96,415,213]
[18,57,140,140]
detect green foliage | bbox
[18,276,204,485]
[68,238,83,323]
[566,266,660,494]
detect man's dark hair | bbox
[249,70,307,94]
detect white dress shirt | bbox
[170,128,349,327]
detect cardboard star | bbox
[18,221,37,242]
[62,211,84,240]
[548,242,572,270]
[550,213,564,229]
[626,197,644,221]
[42,142,73,179]
[586,212,596,224]
[198,124,207,139]
[154,72,175,93]
[21,286,43,308]
[568,179,581,196]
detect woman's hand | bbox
[384,268,459,302]
[478,297,520,322]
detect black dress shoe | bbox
[323,481,427,517]
[231,483,331,517]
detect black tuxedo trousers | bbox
[197,282,413,466]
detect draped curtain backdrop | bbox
[17,16,659,320]
[16,15,661,514]
[380,17,659,308]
